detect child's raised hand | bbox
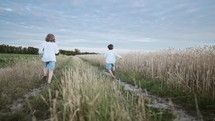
[119,58,124,62]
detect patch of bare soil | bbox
[0,85,45,115]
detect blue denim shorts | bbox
[43,61,56,70]
[106,63,114,70]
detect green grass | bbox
[147,108,175,121]
[0,53,39,68]
[120,89,175,121]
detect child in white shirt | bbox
[39,33,59,84]
[104,44,122,78]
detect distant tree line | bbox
[0,44,38,54]
[0,44,97,55]
[59,49,97,56]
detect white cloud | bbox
[131,38,156,42]
[25,6,31,11]
[4,8,13,12]
[30,40,43,43]
[59,29,68,32]
[59,46,147,53]
[64,39,90,43]
[173,3,186,9]
[60,46,106,52]
[23,25,35,29]
[0,0,214,52]
[184,8,197,14]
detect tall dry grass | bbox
[0,59,43,82]
[79,46,215,100]
[0,59,43,109]
[48,57,147,121]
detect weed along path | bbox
[0,56,73,120]
[102,70,198,121]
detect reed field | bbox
[79,46,215,100]
[79,46,215,121]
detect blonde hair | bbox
[45,33,55,42]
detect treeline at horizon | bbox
[0,44,98,55]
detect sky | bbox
[0,0,215,53]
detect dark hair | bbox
[108,44,113,50]
[45,33,55,42]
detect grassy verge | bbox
[0,55,73,121]
[0,59,43,109]
[27,56,74,121]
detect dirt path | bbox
[102,70,201,121]
[0,84,46,115]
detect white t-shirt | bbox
[38,42,59,62]
[104,50,122,63]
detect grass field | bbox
[0,54,175,121]
[0,53,39,67]
[0,54,40,108]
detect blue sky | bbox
[0,0,215,52]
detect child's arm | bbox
[104,52,107,59]
[55,44,59,55]
[115,52,122,59]
[38,43,45,57]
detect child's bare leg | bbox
[48,70,53,83]
[112,66,115,71]
[43,67,48,76]
[108,70,115,78]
